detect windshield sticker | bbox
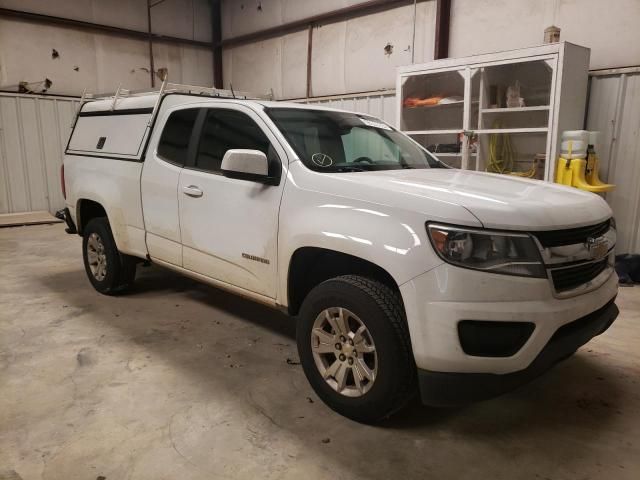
[359,118,392,130]
[311,153,334,167]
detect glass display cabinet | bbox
[396,43,590,181]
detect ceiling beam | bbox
[0,7,212,48]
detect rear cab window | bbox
[157,108,200,166]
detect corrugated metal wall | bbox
[296,90,397,126]
[0,93,79,215]
[586,70,640,254]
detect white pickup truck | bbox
[61,87,619,422]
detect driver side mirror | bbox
[221,149,279,185]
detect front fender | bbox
[276,163,484,307]
[277,194,444,307]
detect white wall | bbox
[221,0,640,99]
[222,0,374,39]
[449,0,640,71]
[221,0,436,99]
[0,0,213,96]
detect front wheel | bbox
[296,275,416,423]
[82,217,136,295]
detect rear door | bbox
[178,104,286,298]
[141,107,200,266]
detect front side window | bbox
[265,108,442,173]
[157,108,199,165]
[195,109,271,173]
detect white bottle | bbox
[561,130,589,159]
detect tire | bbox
[82,217,137,295]
[296,275,416,423]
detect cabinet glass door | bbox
[400,70,465,133]
[477,59,553,131]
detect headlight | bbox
[427,224,546,278]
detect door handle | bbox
[183,185,203,198]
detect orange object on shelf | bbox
[403,96,444,108]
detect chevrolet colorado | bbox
[61,89,618,422]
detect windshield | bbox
[265,108,443,173]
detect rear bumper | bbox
[417,298,618,406]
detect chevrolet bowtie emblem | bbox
[586,236,608,260]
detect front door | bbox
[178,105,286,298]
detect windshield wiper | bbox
[329,165,366,172]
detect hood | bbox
[310,168,612,231]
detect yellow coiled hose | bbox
[486,122,538,178]
[487,123,514,174]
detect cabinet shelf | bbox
[405,129,461,135]
[474,127,548,134]
[481,105,550,113]
[404,99,481,110]
[431,152,477,157]
[403,100,464,109]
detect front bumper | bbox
[400,263,618,374]
[417,298,618,406]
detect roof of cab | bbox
[79,92,357,115]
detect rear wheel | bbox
[297,275,416,423]
[82,217,136,295]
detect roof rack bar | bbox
[71,88,87,126]
[110,85,122,110]
[148,75,168,127]
[82,84,272,103]
[76,75,274,110]
[162,82,271,100]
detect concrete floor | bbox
[1,224,639,480]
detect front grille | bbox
[551,259,609,292]
[533,219,610,248]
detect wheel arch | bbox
[286,246,401,316]
[76,198,108,235]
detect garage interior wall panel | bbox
[0,93,78,215]
[221,0,366,39]
[449,0,640,71]
[221,0,640,100]
[221,1,436,99]
[586,72,640,254]
[0,0,212,41]
[0,0,213,96]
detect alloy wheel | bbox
[310,307,378,397]
[86,233,107,281]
